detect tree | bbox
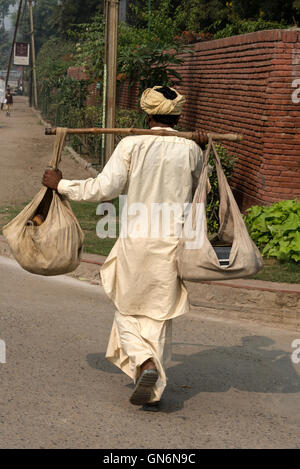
[233,0,298,24]
[51,0,103,37]
[11,0,59,53]
[128,0,299,34]
[175,0,228,32]
[0,27,10,68]
[0,0,16,30]
[32,0,60,52]
[0,0,15,69]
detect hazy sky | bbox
[4,5,18,30]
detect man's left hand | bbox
[42,169,62,190]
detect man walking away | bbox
[42,86,208,411]
[5,88,13,117]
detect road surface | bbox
[1,255,300,449]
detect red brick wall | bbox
[117,81,139,109]
[67,67,99,107]
[117,30,300,210]
[67,66,89,81]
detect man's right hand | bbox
[42,169,63,190]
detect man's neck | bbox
[149,123,174,129]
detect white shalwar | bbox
[57,127,203,401]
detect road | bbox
[1,255,300,449]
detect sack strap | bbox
[48,127,68,170]
[203,136,222,167]
[192,137,234,241]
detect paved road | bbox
[0,255,300,449]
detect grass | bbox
[250,258,300,284]
[69,200,118,256]
[0,202,299,283]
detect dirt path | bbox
[0,96,91,206]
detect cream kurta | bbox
[58,128,203,321]
[106,312,173,402]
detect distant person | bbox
[0,78,5,110]
[5,88,13,117]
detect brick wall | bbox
[67,67,99,107]
[117,29,300,210]
[118,81,139,109]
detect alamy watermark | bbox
[0,339,6,364]
[292,79,300,104]
[95,195,205,248]
[291,339,300,364]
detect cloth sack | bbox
[176,138,264,281]
[3,128,84,276]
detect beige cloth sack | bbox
[176,138,264,281]
[3,128,84,276]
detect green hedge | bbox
[245,200,300,262]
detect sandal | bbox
[142,401,160,412]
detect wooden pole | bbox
[28,0,38,108]
[44,127,243,142]
[104,0,119,164]
[101,0,109,167]
[4,0,23,93]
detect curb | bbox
[64,146,98,178]
[199,279,300,295]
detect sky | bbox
[4,4,18,30]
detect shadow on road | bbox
[87,335,300,413]
[87,352,123,374]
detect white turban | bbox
[140,86,186,115]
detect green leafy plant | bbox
[118,40,190,97]
[244,200,300,262]
[214,18,287,39]
[36,37,76,83]
[69,15,105,81]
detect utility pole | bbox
[148,0,151,32]
[5,0,23,93]
[101,0,109,167]
[104,0,119,165]
[28,0,38,108]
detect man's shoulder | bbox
[117,135,148,151]
[116,133,201,153]
[118,135,143,145]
